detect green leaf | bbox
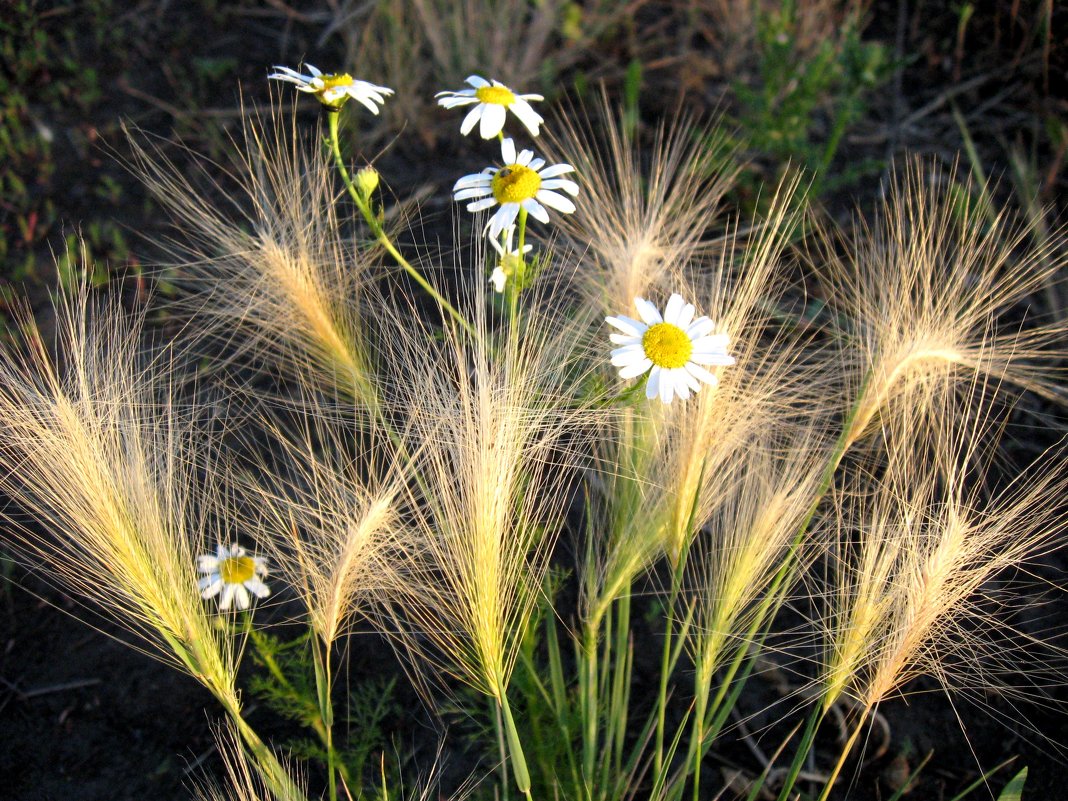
[997,767,1028,801]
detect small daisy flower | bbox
[436,75,544,139]
[198,543,270,612]
[606,294,735,404]
[488,225,533,293]
[268,64,393,113]
[453,137,578,240]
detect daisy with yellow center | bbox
[436,75,544,138]
[268,64,393,113]
[606,294,735,404]
[198,543,270,611]
[453,137,578,239]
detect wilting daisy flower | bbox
[436,75,544,139]
[453,137,578,239]
[198,543,270,611]
[488,225,534,293]
[268,64,393,113]
[606,294,735,404]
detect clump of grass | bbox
[0,276,299,798]
[127,107,380,408]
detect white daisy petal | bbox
[466,197,499,213]
[200,577,222,598]
[684,363,719,386]
[609,333,641,346]
[489,204,520,238]
[687,317,715,338]
[635,297,663,325]
[690,352,736,366]
[460,105,484,136]
[480,103,507,138]
[529,157,546,171]
[454,187,494,201]
[197,555,219,572]
[677,303,696,329]
[664,294,686,325]
[465,75,489,87]
[522,198,550,224]
[646,366,662,399]
[606,316,646,336]
[500,137,517,165]
[540,178,580,196]
[619,358,653,379]
[219,583,236,611]
[538,164,575,179]
[234,585,251,611]
[517,149,534,166]
[510,98,543,136]
[693,333,730,350]
[535,190,576,214]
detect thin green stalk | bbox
[815,714,867,801]
[325,111,474,337]
[774,704,824,801]
[654,555,687,778]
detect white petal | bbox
[692,333,730,350]
[466,197,499,213]
[635,297,663,325]
[460,105,484,136]
[200,577,222,598]
[480,104,507,138]
[619,358,653,379]
[690,352,736,366]
[535,190,576,214]
[684,362,719,386]
[516,149,534,166]
[540,178,579,196]
[605,315,646,337]
[438,96,479,109]
[305,64,322,77]
[454,187,494,201]
[664,294,686,325]
[245,579,271,599]
[234,585,251,611]
[517,92,544,101]
[454,172,493,190]
[216,544,229,560]
[500,137,517,165]
[521,198,550,224]
[678,367,702,394]
[509,99,543,136]
[466,75,489,88]
[660,370,677,403]
[538,163,575,179]
[529,157,546,170]
[646,366,661,399]
[609,332,641,345]
[611,345,645,365]
[676,303,696,329]
[687,317,715,338]
[488,204,520,238]
[672,370,692,401]
[219,583,236,611]
[197,555,219,572]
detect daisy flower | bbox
[436,75,544,139]
[488,225,534,293]
[606,294,735,404]
[453,137,578,239]
[268,64,393,113]
[198,543,270,612]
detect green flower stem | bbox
[653,555,687,778]
[312,641,339,801]
[508,208,528,338]
[815,713,868,801]
[325,111,474,338]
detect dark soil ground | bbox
[2,1,1067,799]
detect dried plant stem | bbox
[325,110,474,337]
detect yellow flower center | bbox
[475,85,516,106]
[492,164,541,204]
[318,73,354,91]
[642,322,693,369]
[220,555,255,585]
